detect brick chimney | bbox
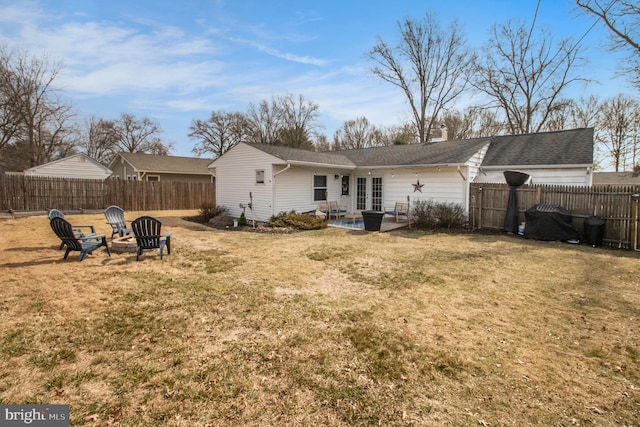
[440,124,448,141]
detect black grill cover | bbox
[524,204,580,241]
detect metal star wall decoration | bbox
[413,179,424,192]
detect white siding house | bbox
[24,153,112,179]
[209,128,594,223]
[474,166,592,186]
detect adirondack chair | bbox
[50,217,111,262]
[104,205,132,238]
[48,209,97,250]
[131,216,172,261]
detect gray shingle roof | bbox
[250,144,357,167]
[481,128,594,166]
[116,152,213,174]
[232,129,593,169]
[247,138,490,167]
[340,137,491,166]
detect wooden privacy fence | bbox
[469,182,640,250]
[0,175,215,212]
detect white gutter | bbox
[356,163,465,170]
[458,166,469,214]
[282,160,356,169]
[480,163,593,170]
[457,166,466,181]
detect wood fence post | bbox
[477,186,483,230]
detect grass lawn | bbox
[0,211,638,426]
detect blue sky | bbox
[0,0,632,157]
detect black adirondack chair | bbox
[104,205,132,238]
[50,217,111,262]
[131,216,172,261]
[48,209,97,250]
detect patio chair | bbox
[131,216,172,261]
[328,201,347,219]
[50,217,111,262]
[48,209,97,250]
[385,202,409,222]
[104,205,133,238]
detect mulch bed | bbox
[183,215,300,234]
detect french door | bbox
[356,176,383,211]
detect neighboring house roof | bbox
[592,172,640,185]
[215,128,593,169]
[110,152,213,175]
[481,128,594,167]
[24,153,112,179]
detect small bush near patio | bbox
[412,199,467,230]
[199,202,228,222]
[269,211,327,230]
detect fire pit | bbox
[111,236,137,253]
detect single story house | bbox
[208,128,594,222]
[108,152,214,182]
[24,153,112,180]
[592,172,640,186]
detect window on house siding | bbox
[313,175,327,201]
[147,175,160,181]
[256,169,265,184]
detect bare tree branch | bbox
[472,21,585,134]
[368,13,474,144]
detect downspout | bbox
[457,166,468,214]
[273,163,291,177]
[272,163,291,217]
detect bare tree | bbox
[333,116,379,149]
[576,0,640,87]
[442,107,505,139]
[114,113,171,155]
[275,94,320,149]
[368,13,474,144]
[0,45,76,168]
[598,94,640,171]
[189,111,249,159]
[0,46,21,154]
[569,95,602,128]
[246,94,321,148]
[312,132,331,151]
[473,21,585,134]
[76,116,120,164]
[378,122,418,146]
[246,99,283,145]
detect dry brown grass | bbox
[0,211,639,426]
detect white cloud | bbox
[229,36,329,66]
